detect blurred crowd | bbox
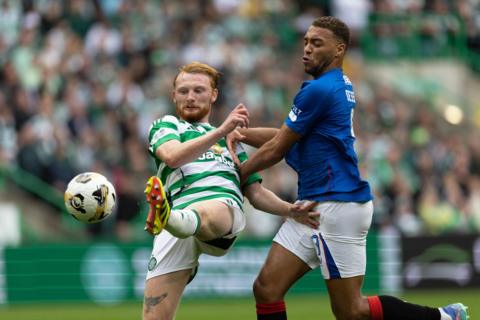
[365,0,480,59]
[0,0,479,240]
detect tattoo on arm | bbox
[144,293,168,313]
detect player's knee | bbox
[252,277,264,299]
[197,212,230,239]
[197,214,218,237]
[253,277,283,303]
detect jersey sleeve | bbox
[148,115,180,156]
[236,143,262,187]
[285,82,330,136]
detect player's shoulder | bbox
[148,115,181,136]
[160,114,180,124]
[318,68,343,83]
[151,115,180,127]
[314,69,348,92]
[300,77,334,98]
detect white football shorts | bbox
[274,200,373,279]
[146,199,245,280]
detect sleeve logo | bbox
[343,75,352,85]
[151,128,166,145]
[288,105,302,122]
[345,90,356,103]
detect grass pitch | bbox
[0,290,478,320]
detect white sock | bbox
[166,209,201,238]
[439,308,452,320]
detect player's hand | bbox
[289,200,320,229]
[218,104,249,136]
[226,129,245,166]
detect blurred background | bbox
[0,0,479,319]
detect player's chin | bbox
[181,111,205,122]
[303,63,316,75]
[304,66,316,77]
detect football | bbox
[64,172,116,224]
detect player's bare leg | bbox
[325,276,370,320]
[253,243,310,319]
[142,269,191,320]
[186,200,234,241]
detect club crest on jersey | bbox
[210,143,223,155]
[289,105,302,122]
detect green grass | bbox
[0,290,478,320]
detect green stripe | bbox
[156,133,179,145]
[237,152,248,163]
[217,138,227,148]
[173,194,243,210]
[180,131,204,142]
[244,173,262,187]
[154,158,161,169]
[171,186,241,202]
[151,134,180,156]
[169,171,240,193]
[148,122,159,141]
[160,166,175,184]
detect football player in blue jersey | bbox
[232,16,469,320]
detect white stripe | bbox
[180,162,239,179]
[162,115,180,125]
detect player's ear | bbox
[336,42,346,58]
[211,88,218,103]
[171,90,176,104]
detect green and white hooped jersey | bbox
[148,115,262,211]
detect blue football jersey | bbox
[285,68,372,202]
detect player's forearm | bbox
[237,127,279,148]
[240,138,284,179]
[157,128,226,168]
[244,183,290,217]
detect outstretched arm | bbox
[240,124,301,181]
[156,104,249,168]
[243,182,319,228]
[226,127,279,166]
[235,127,279,148]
